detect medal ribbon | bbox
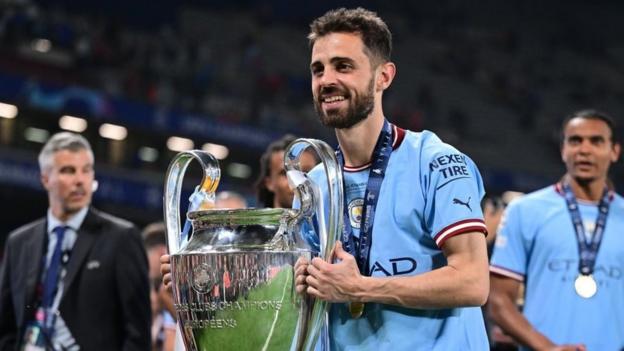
[562,182,610,276]
[336,119,393,275]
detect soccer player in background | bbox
[489,110,623,350]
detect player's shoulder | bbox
[506,185,559,212]
[404,129,469,161]
[401,129,479,175]
[610,192,624,211]
[402,129,452,151]
[89,207,137,231]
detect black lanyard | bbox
[562,182,610,275]
[336,119,393,275]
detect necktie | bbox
[42,226,67,330]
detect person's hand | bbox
[158,281,176,317]
[305,241,363,302]
[160,254,172,291]
[294,256,310,295]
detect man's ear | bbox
[611,142,621,163]
[376,61,396,92]
[41,172,50,191]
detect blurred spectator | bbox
[143,222,175,351]
[214,190,248,209]
[0,132,150,350]
[254,134,318,208]
[482,191,524,351]
[482,191,524,251]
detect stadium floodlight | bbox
[167,136,194,152]
[24,127,49,143]
[138,146,159,162]
[0,102,18,119]
[59,115,88,132]
[202,142,229,160]
[32,38,52,53]
[227,162,252,179]
[99,123,128,141]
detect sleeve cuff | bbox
[433,219,487,248]
[489,265,525,282]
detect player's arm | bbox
[304,231,489,309]
[489,275,585,351]
[366,230,489,308]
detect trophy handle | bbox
[285,138,344,351]
[163,150,220,254]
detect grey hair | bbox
[38,132,94,173]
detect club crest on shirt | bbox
[348,198,364,229]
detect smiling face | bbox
[41,149,95,221]
[310,32,377,129]
[561,117,620,184]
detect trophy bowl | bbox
[171,208,314,351]
[164,139,343,351]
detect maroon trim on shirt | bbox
[433,218,487,248]
[343,123,406,173]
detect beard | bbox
[314,78,375,129]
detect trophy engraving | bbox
[164,139,343,351]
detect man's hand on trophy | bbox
[305,241,364,302]
[295,256,310,294]
[160,254,172,291]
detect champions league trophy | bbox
[163,139,343,351]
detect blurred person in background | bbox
[254,134,318,208]
[143,222,175,351]
[483,191,524,254]
[0,132,150,350]
[489,110,624,351]
[214,191,248,209]
[294,7,490,350]
[482,191,524,351]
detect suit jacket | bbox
[0,207,151,351]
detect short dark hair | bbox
[561,109,619,144]
[254,134,298,208]
[142,222,167,250]
[308,7,392,66]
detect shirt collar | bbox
[47,206,89,234]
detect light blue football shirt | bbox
[307,126,489,350]
[490,184,624,351]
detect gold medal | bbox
[349,302,365,318]
[574,274,597,298]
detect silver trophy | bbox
[164,139,343,351]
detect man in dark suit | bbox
[0,132,151,350]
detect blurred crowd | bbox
[2,0,623,148]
